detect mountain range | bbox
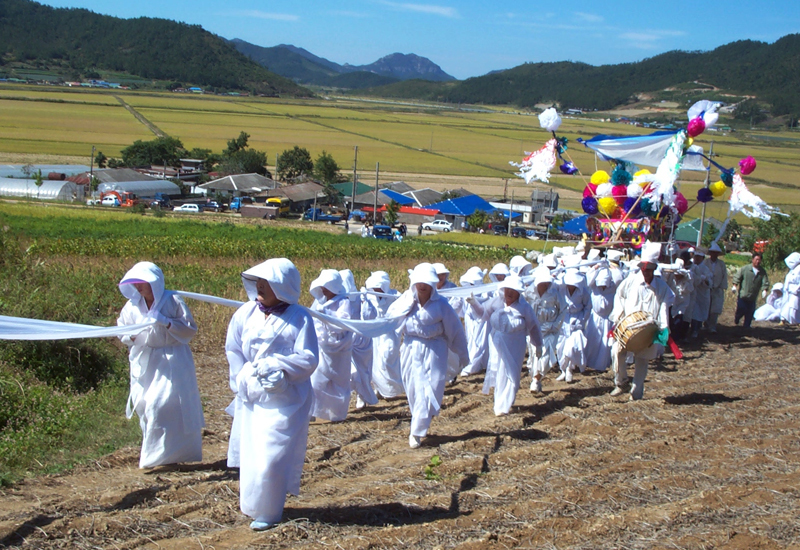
[229,39,456,89]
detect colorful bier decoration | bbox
[510,102,783,250]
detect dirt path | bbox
[2,309,799,549]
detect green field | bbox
[1,83,799,215]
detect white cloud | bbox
[231,10,299,22]
[377,1,459,18]
[575,12,604,23]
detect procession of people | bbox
[108,241,798,530]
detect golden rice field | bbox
[2,83,800,218]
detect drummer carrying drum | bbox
[609,241,675,400]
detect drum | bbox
[614,311,658,352]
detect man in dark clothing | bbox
[731,253,770,328]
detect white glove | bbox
[465,292,477,306]
[256,356,280,378]
[258,370,287,393]
[762,290,767,299]
[731,285,738,294]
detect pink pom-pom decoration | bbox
[583,186,593,199]
[687,117,706,138]
[739,156,757,175]
[612,184,628,205]
[674,192,689,215]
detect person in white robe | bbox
[459,266,490,377]
[704,242,728,333]
[387,263,468,448]
[584,267,617,372]
[663,261,694,341]
[488,263,510,283]
[509,255,533,278]
[365,271,404,399]
[525,270,563,392]
[689,249,713,338]
[610,242,674,401]
[606,250,627,286]
[340,269,379,410]
[117,262,204,469]
[224,258,319,531]
[556,270,591,382]
[755,283,784,322]
[309,269,353,422]
[780,252,800,325]
[433,262,464,383]
[467,275,543,416]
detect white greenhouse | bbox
[0,179,85,201]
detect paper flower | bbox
[697,188,714,203]
[688,100,721,128]
[687,117,706,138]
[674,192,689,214]
[721,171,734,187]
[623,197,640,217]
[582,197,599,215]
[596,183,613,197]
[598,197,618,216]
[538,108,562,132]
[626,182,643,199]
[709,181,727,197]
[739,156,757,175]
[591,170,610,185]
[611,165,632,186]
[612,184,628,205]
[640,197,658,217]
[559,161,578,174]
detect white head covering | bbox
[607,250,624,263]
[693,247,707,258]
[587,249,601,261]
[709,242,723,254]
[543,254,558,269]
[575,240,586,252]
[339,269,358,300]
[785,252,800,270]
[533,269,554,287]
[310,269,346,301]
[488,262,510,282]
[432,262,450,275]
[459,266,486,287]
[772,282,784,292]
[365,271,391,293]
[688,247,696,254]
[499,274,525,294]
[241,258,301,304]
[409,262,439,287]
[119,261,166,305]
[641,241,661,264]
[562,254,582,269]
[595,268,612,287]
[564,270,584,286]
[509,255,533,276]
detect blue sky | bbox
[39,0,800,80]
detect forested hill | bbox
[0,0,311,96]
[358,35,800,117]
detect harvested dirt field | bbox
[2,308,800,549]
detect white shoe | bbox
[409,435,421,448]
[565,368,574,383]
[531,379,542,393]
[555,372,566,382]
[610,386,625,396]
[250,519,276,531]
[355,396,366,410]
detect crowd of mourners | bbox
[115,241,799,530]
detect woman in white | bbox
[509,255,534,278]
[364,271,404,399]
[309,269,353,422]
[689,249,713,338]
[433,262,463,383]
[467,275,542,416]
[663,261,694,340]
[340,269,379,410]
[459,266,490,377]
[117,262,204,469]
[556,270,591,382]
[225,258,319,531]
[488,263,510,283]
[387,263,468,448]
[780,252,800,324]
[584,267,617,372]
[755,283,784,322]
[525,270,563,392]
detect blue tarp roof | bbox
[559,215,589,235]
[426,194,520,218]
[381,188,416,205]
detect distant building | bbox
[530,189,559,223]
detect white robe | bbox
[439,280,464,382]
[691,262,713,322]
[755,291,783,322]
[460,292,490,376]
[369,290,404,398]
[664,271,694,318]
[310,296,353,421]
[780,266,800,324]
[350,296,378,405]
[480,296,543,415]
[524,284,563,377]
[705,258,728,315]
[397,291,468,438]
[584,272,616,372]
[557,284,591,373]
[225,301,319,524]
[118,272,204,469]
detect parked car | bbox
[204,200,223,212]
[101,196,120,207]
[229,196,254,212]
[421,219,453,232]
[371,225,395,241]
[493,225,508,236]
[511,226,529,238]
[173,204,201,213]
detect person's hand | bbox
[153,313,171,327]
[259,370,287,393]
[731,285,738,294]
[762,290,767,299]
[465,292,477,306]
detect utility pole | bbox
[508,189,514,237]
[275,153,279,180]
[374,162,379,224]
[697,142,714,247]
[503,178,508,201]
[89,145,95,194]
[351,146,358,215]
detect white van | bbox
[173,204,200,213]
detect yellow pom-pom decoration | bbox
[591,170,610,185]
[709,180,727,197]
[598,197,618,217]
[686,137,694,147]
[634,169,651,177]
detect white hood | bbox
[119,261,166,306]
[241,258,301,304]
[310,269,346,302]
